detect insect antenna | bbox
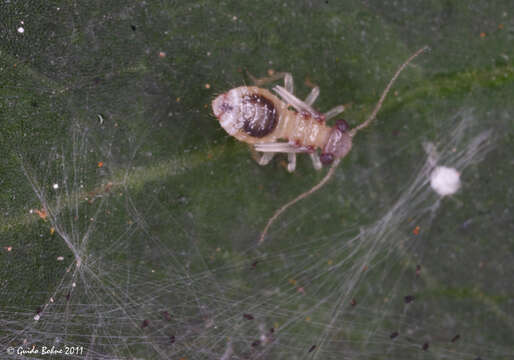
[350,45,429,136]
[259,158,340,244]
[258,46,429,245]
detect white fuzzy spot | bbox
[430,166,461,196]
[17,27,24,33]
[34,314,40,321]
[53,183,59,189]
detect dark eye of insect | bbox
[320,153,334,164]
[335,119,349,132]
[241,94,278,138]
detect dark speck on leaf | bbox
[251,260,258,268]
[351,298,357,306]
[422,342,429,351]
[170,335,175,344]
[308,345,316,353]
[243,313,254,320]
[131,24,136,31]
[162,311,172,321]
[404,295,415,304]
[141,319,149,328]
[451,334,460,342]
[66,292,71,301]
[35,307,42,314]
[251,340,260,347]
[270,327,274,333]
[390,331,399,339]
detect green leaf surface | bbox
[1,1,512,359]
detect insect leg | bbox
[257,152,276,166]
[304,86,320,106]
[284,73,294,93]
[273,86,319,116]
[323,105,345,121]
[250,146,276,166]
[309,152,323,170]
[246,71,293,90]
[287,153,297,172]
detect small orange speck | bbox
[207,152,213,159]
[50,227,55,235]
[159,51,166,58]
[267,69,275,76]
[498,24,504,30]
[305,316,311,321]
[97,161,104,168]
[413,226,420,235]
[176,97,181,102]
[288,278,297,285]
[327,259,333,265]
[6,246,12,252]
[480,32,486,38]
[34,208,47,220]
[216,247,221,252]
[204,83,211,89]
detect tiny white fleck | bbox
[53,183,59,189]
[430,166,461,196]
[57,256,64,261]
[34,314,40,321]
[207,51,211,56]
[17,27,24,34]
[232,15,237,21]
[50,297,54,303]
[72,282,76,287]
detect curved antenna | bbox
[258,158,340,244]
[350,45,429,136]
[258,45,429,245]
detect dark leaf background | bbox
[1,1,512,359]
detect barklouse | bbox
[212,46,429,244]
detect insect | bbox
[212,46,429,244]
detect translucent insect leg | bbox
[304,86,320,106]
[287,153,297,172]
[250,146,276,166]
[257,152,275,166]
[273,85,318,116]
[284,73,294,93]
[309,152,322,170]
[246,71,293,91]
[323,105,345,121]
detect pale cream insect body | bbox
[212,82,350,172]
[212,46,429,244]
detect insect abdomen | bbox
[277,111,331,150]
[240,94,278,138]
